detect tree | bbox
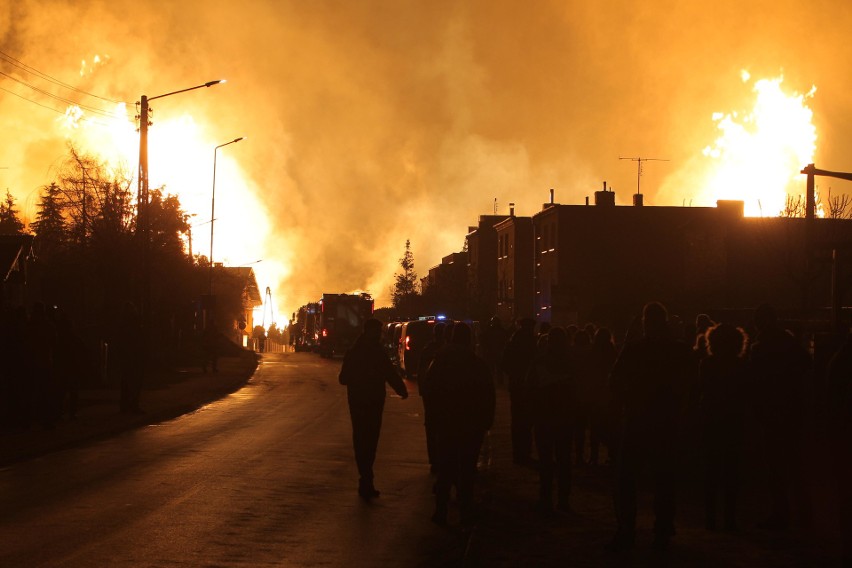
[32,182,67,256]
[392,239,420,316]
[0,190,25,235]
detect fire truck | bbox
[317,293,374,357]
[292,302,320,352]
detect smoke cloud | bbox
[2,0,851,313]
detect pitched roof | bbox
[220,266,263,306]
[0,235,34,282]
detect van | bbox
[397,318,442,380]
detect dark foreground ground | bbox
[1,350,845,567]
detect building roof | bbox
[220,266,263,306]
[0,234,34,282]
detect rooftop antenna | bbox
[618,157,669,196]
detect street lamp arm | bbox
[215,136,245,150]
[148,79,225,101]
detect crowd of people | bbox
[340,302,851,561]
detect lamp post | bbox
[209,137,245,296]
[137,79,224,323]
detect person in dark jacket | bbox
[426,322,496,526]
[589,327,617,465]
[527,326,574,515]
[114,302,144,414]
[501,317,538,464]
[417,321,447,473]
[697,323,749,531]
[748,303,811,531]
[608,301,694,552]
[339,318,409,500]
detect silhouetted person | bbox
[426,322,495,526]
[698,323,749,531]
[527,326,574,515]
[51,307,85,419]
[114,302,144,414]
[0,307,28,428]
[417,321,447,473]
[826,330,852,566]
[748,303,810,531]
[481,316,508,386]
[608,301,694,552]
[572,329,592,466]
[26,302,59,428]
[339,318,408,500]
[693,313,716,362]
[589,327,617,465]
[501,317,537,464]
[536,321,552,354]
[202,319,219,373]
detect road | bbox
[1,351,844,567]
[0,353,467,567]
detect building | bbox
[214,265,263,347]
[465,214,509,321]
[421,251,468,319]
[528,188,852,334]
[0,234,33,309]
[494,210,534,323]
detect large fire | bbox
[57,77,289,328]
[700,71,817,217]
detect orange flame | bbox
[700,72,817,216]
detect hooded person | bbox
[339,318,408,500]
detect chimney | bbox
[585,196,589,206]
[509,202,515,216]
[549,188,555,204]
[594,181,615,207]
[633,193,644,206]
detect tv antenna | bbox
[619,157,669,196]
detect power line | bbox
[0,50,133,126]
[0,49,124,104]
[0,84,116,127]
[0,70,123,119]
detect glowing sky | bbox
[1,0,851,314]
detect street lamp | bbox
[209,136,245,295]
[137,79,224,321]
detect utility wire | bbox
[0,49,125,104]
[0,84,116,128]
[0,70,127,119]
[0,49,133,125]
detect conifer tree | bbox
[0,190,25,234]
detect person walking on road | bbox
[526,326,575,515]
[339,318,409,500]
[417,321,447,474]
[502,317,538,465]
[426,322,496,526]
[608,301,694,552]
[748,303,811,531]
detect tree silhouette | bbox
[0,190,25,235]
[392,239,420,316]
[32,182,67,258]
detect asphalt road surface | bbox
[1,352,844,567]
[0,353,467,567]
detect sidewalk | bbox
[0,350,258,467]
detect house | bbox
[0,234,33,309]
[213,265,263,347]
